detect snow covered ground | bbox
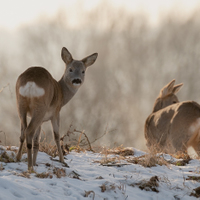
[0,146,200,200]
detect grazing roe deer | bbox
[16,47,98,169]
[145,79,200,158]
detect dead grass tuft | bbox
[13,171,31,179]
[96,176,104,179]
[36,124,115,156]
[186,176,200,182]
[190,186,200,198]
[69,146,86,153]
[131,176,159,193]
[95,146,134,166]
[68,170,81,179]
[127,153,169,168]
[0,151,15,163]
[173,158,191,166]
[60,123,116,153]
[100,182,126,194]
[173,151,190,160]
[84,191,95,200]
[106,146,134,157]
[39,138,58,158]
[60,124,93,152]
[138,176,159,193]
[100,184,106,192]
[53,167,66,178]
[35,172,53,179]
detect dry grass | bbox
[11,166,66,179]
[60,124,93,152]
[127,151,191,168]
[53,167,66,178]
[94,146,134,166]
[12,171,31,179]
[37,126,95,156]
[37,128,192,169]
[39,138,58,158]
[95,144,192,168]
[35,172,53,179]
[139,144,192,167]
[0,151,15,163]
[60,123,116,153]
[84,191,95,200]
[100,181,126,195]
[190,186,200,198]
[105,146,134,157]
[68,170,81,179]
[126,152,169,168]
[186,176,200,182]
[4,124,113,161]
[130,176,159,193]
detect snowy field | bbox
[0,146,200,200]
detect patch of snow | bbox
[0,146,199,200]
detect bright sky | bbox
[0,0,199,30]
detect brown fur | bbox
[16,47,98,170]
[145,80,200,157]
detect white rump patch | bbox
[187,146,198,159]
[19,81,45,98]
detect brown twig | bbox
[60,124,114,152]
[60,123,73,142]
[90,124,116,144]
[74,129,92,151]
[0,84,10,93]
[77,130,84,146]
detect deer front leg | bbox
[51,116,64,163]
[33,126,41,166]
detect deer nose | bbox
[72,78,82,85]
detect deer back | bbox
[145,80,183,152]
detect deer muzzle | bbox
[72,78,82,86]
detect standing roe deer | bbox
[145,79,200,158]
[16,47,98,170]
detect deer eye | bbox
[69,68,73,72]
[172,101,177,104]
[82,71,85,74]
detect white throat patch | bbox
[72,83,81,86]
[19,81,45,98]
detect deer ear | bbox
[61,47,73,64]
[160,79,175,97]
[173,83,183,94]
[81,53,98,67]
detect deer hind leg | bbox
[51,116,64,163]
[16,112,27,161]
[26,111,45,170]
[187,129,200,159]
[33,126,41,166]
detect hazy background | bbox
[1,0,200,150]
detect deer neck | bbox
[58,77,78,107]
